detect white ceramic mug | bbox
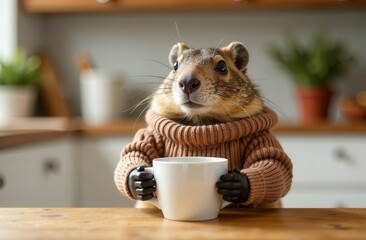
[144,157,230,221]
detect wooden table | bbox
[0,208,365,240]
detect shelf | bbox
[1,117,366,149]
[21,0,366,13]
[274,122,366,135]
[81,119,366,136]
[0,130,74,149]
[0,117,76,149]
[79,118,146,136]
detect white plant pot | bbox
[0,86,37,119]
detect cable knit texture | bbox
[114,107,293,206]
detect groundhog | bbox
[114,42,293,209]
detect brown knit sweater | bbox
[114,107,293,206]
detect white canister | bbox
[80,70,123,125]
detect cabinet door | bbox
[80,136,135,207]
[282,188,366,208]
[277,135,366,208]
[0,138,76,207]
[278,135,366,185]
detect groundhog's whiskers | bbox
[144,59,172,70]
[175,21,182,43]
[211,38,225,58]
[208,96,235,122]
[216,93,256,126]
[211,30,236,58]
[126,83,173,115]
[134,102,152,127]
[127,75,173,114]
[132,90,173,127]
[125,94,152,115]
[129,75,173,81]
[261,96,289,121]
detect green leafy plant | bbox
[0,49,41,86]
[267,30,355,88]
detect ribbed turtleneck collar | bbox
[145,107,278,147]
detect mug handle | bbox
[143,167,161,209]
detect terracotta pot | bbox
[296,87,333,123]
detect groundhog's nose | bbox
[178,75,201,94]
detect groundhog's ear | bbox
[169,42,189,67]
[223,42,249,71]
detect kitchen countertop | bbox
[80,120,366,136]
[0,208,365,240]
[1,117,366,149]
[0,130,74,149]
[0,117,77,149]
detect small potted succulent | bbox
[0,49,41,120]
[267,30,355,123]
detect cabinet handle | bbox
[97,0,112,4]
[334,148,355,165]
[0,175,5,190]
[43,159,60,174]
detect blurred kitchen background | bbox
[0,0,365,208]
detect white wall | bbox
[17,10,43,56]
[20,10,366,122]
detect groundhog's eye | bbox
[173,61,179,71]
[215,60,227,74]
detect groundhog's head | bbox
[151,42,263,125]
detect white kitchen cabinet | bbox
[2,130,365,208]
[79,136,135,207]
[0,138,76,207]
[277,134,366,208]
[0,135,136,208]
[80,133,366,208]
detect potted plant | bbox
[267,30,355,123]
[0,49,41,121]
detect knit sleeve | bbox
[114,127,164,200]
[241,130,293,206]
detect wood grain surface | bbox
[1,118,366,149]
[0,208,365,240]
[21,0,366,13]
